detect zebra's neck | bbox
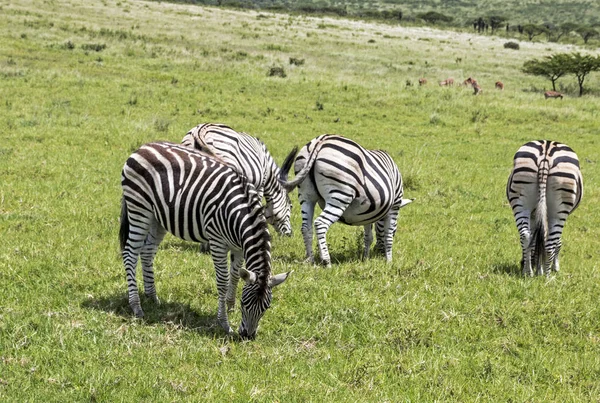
[240,208,272,284]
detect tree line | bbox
[522,53,600,96]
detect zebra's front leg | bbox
[140,219,167,304]
[122,212,152,318]
[363,224,373,260]
[226,250,243,312]
[209,242,233,334]
[314,202,348,268]
[300,199,316,264]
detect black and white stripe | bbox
[506,140,583,276]
[279,134,413,267]
[182,123,295,236]
[120,142,290,339]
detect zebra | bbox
[506,140,583,276]
[278,134,413,267]
[120,142,291,339]
[182,123,295,236]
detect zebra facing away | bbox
[506,140,583,276]
[278,134,413,267]
[120,142,291,339]
[182,123,295,237]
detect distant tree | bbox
[522,24,548,41]
[522,54,571,91]
[576,27,599,44]
[554,22,580,42]
[487,16,507,34]
[564,52,600,96]
[417,11,453,24]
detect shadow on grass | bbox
[491,261,521,276]
[81,293,226,338]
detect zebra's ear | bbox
[268,270,293,288]
[239,267,257,284]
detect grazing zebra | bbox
[278,135,413,267]
[120,142,291,338]
[506,140,583,276]
[182,123,295,236]
[544,91,564,100]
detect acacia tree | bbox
[522,54,570,90]
[554,22,580,42]
[576,27,599,44]
[522,24,548,41]
[565,53,600,96]
[487,16,507,34]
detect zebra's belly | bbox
[339,199,391,226]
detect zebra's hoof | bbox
[303,256,315,264]
[132,307,145,318]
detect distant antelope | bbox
[495,81,504,90]
[418,78,427,86]
[472,82,483,95]
[463,77,477,86]
[439,78,454,86]
[544,91,563,100]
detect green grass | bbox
[1,0,600,401]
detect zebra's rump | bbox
[297,135,403,225]
[507,140,583,214]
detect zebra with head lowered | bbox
[182,123,295,236]
[120,142,291,339]
[506,140,583,276]
[279,134,413,267]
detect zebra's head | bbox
[265,193,292,236]
[237,268,292,340]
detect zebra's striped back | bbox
[182,123,293,236]
[121,142,289,338]
[279,134,412,266]
[506,140,583,275]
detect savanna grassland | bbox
[1,0,600,401]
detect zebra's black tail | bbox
[119,198,129,252]
[279,137,328,191]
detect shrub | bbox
[81,43,106,52]
[268,66,286,78]
[504,41,520,50]
[289,57,305,66]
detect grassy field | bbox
[1,0,600,401]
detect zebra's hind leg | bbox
[226,250,243,312]
[300,198,317,264]
[314,202,350,268]
[382,208,400,263]
[363,224,373,260]
[122,209,153,318]
[520,229,533,276]
[140,218,167,304]
[209,241,234,334]
[374,219,385,255]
